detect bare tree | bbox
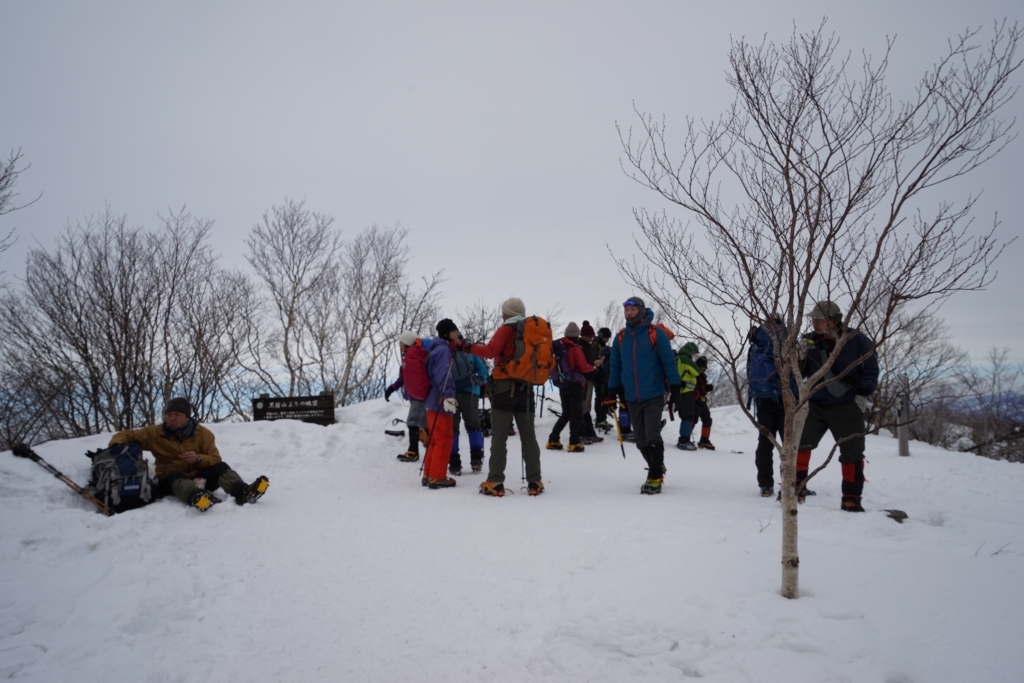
[865,309,967,435]
[957,348,1024,461]
[0,149,41,281]
[594,299,625,333]
[616,21,1019,598]
[242,199,343,397]
[457,299,503,347]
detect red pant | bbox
[423,410,454,480]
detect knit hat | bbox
[164,397,193,416]
[564,322,580,338]
[580,320,595,338]
[501,297,526,317]
[809,300,842,321]
[436,318,459,338]
[623,296,645,311]
[696,356,708,369]
[598,327,612,339]
[398,331,418,347]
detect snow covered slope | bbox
[2,401,1022,682]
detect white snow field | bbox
[2,400,1022,683]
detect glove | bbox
[603,387,622,406]
[706,383,714,392]
[855,395,870,413]
[451,339,472,353]
[797,338,814,362]
[443,397,458,413]
[384,386,395,402]
[668,384,680,396]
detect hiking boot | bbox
[421,476,429,487]
[624,432,636,442]
[449,466,462,476]
[640,477,664,495]
[545,440,564,450]
[595,421,613,433]
[676,440,697,451]
[190,490,216,512]
[528,481,544,496]
[479,481,505,497]
[841,497,865,512]
[397,450,420,463]
[234,476,269,506]
[777,484,814,504]
[588,435,604,443]
[566,442,585,453]
[470,461,483,474]
[760,487,774,498]
[428,477,457,489]
[697,439,716,450]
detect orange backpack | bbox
[503,316,554,385]
[617,321,676,347]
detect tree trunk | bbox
[780,402,808,599]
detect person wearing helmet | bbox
[796,301,879,512]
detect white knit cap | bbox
[398,331,418,347]
[501,297,526,317]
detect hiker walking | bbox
[546,322,599,452]
[797,301,879,512]
[592,327,613,431]
[385,331,431,462]
[674,342,700,450]
[108,398,268,512]
[607,297,680,494]
[459,297,546,497]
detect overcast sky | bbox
[2,1,1021,361]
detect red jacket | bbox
[403,340,431,401]
[562,337,594,385]
[467,325,517,380]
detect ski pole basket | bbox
[251,392,336,426]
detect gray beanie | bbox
[398,331,417,347]
[164,397,193,416]
[501,297,526,317]
[623,296,646,311]
[564,322,580,338]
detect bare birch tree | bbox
[616,21,1019,598]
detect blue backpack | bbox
[451,352,483,391]
[747,325,784,402]
[550,339,585,388]
[87,442,153,513]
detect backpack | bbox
[451,352,481,391]
[86,442,153,513]
[549,339,585,388]
[503,316,554,385]
[747,326,783,402]
[617,321,676,347]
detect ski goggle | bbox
[623,299,641,307]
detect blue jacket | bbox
[608,309,680,403]
[800,327,879,406]
[469,355,490,397]
[425,337,456,412]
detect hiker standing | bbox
[797,301,879,512]
[607,297,680,494]
[421,319,460,489]
[108,398,268,512]
[674,342,700,450]
[694,356,715,449]
[448,338,490,476]
[577,321,603,443]
[385,331,431,462]
[746,315,790,497]
[460,297,546,497]
[592,327,613,431]
[546,322,599,453]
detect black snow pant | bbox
[627,397,667,479]
[549,382,584,445]
[754,398,785,489]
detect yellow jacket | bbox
[109,423,222,478]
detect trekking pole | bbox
[11,444,111,516]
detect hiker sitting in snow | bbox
[108,397,268,513]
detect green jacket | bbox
[676,342,700,394]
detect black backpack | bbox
[86,442,154,513]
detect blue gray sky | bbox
[2,1,1021,360]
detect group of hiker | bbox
[106,294,877,513]
[384,295,879,510]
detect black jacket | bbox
[800,327,879,406]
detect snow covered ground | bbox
[2,400,1023,683]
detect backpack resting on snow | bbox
[86,442,154,513]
